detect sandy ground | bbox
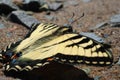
[0,0,120,80]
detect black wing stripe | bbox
[66,38,90,47]
[40,34,79,48]
[43,23,57,29]
[84,42,98,49]
[59,35,83,43]
[84,44,94,49]
[42,24,58,32]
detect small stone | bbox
[45,15,55,21]
[82,0,92,3]
[64,0,79,7]
[39,4,49,11]
[103,34,109,38]
[116,57,120,65]
[94,76,101,80]
[80,32,104,43]
[89,22,108,30]
[0,0,19,14]
[82,68,91,74]
[20,0,42,11]
[6,32,12,37]
[15,78,22,80]
[8,11,40,29]
[0,23,5,29]
[55,0,65,3]
[110,14,120,27]
[48,2,63,11]
[68,18,74,23]
[77,23,83,27]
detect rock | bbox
[0,76,7,80]
[80,32,104,43]
[94,76,101,80]
[82,68,91,74]
[68,18,74,23]
[103,34,109,38]
[6,32,12,37]
[8,11,40,29]
[45,15,55,21]
[55,0,65,3]
[0,76,18,80]
[82,0,92,3]
[39,4,49,11]
[116,57,120,65]
[89,22,108,30]
[16,0,63,11]
[20,0,43,11]
[48,2,63,11]
[0,23,5,29]
[0,0,19,14]
[64,0,79,7]
[110,14,120,27]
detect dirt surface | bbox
[0,0,120,80]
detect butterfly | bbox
[0,23,113,72]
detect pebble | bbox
[0,0,19,14]
[45,15,55,21]
[89,22,108,30]
[8,11,40,29]
[0,23,5,29]
[48,2,63,11]
[82,0,92,3]
[64,0,79,7]
[103,34,109,38]
[21,0,43,11]
[80,32,104,43]
[54,0,65,3]
[82,68,91,74]
[116,57,120,65]
[6,32,12,37]
[110,14,120,27]
[94,76,101,80]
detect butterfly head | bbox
[0,42,22,64]
[0,50,14,63]
[0,49,22,64]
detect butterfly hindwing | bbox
[3,58,50,72]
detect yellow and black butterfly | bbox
[0,23,113,72]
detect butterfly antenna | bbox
[69,12,84,25]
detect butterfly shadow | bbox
[4,61,94,80]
